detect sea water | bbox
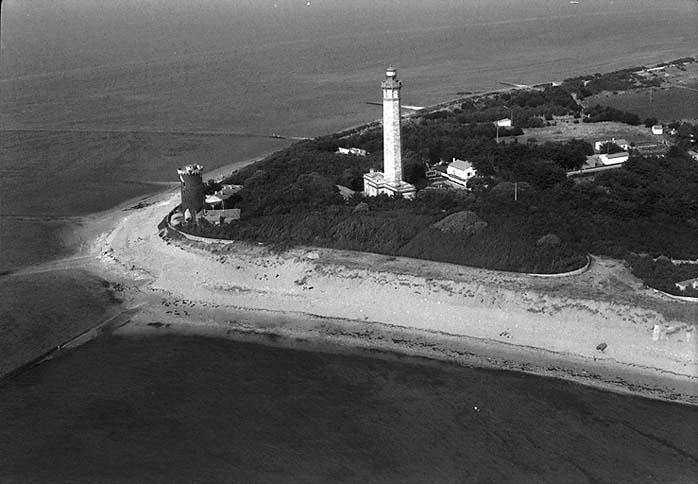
[0,1,696,480]
[0,335,696,483]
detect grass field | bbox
[586,62,698,123]
[513,117,659,145]
[588,85,698,123]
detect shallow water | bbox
[0,131,290,270]
[0,334,696,483]
[0,270,121,376]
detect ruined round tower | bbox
[177,164,205,222]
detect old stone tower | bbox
[362,66,416,199]
[177,164,205,222]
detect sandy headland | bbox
[70,182,698,405]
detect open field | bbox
[588,85,698,123]
[586,62,698,123]
[513,118,660,145]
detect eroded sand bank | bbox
[72,187,698,404]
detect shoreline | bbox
[62,183,697,405]
[118,304,698,406]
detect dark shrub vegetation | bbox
[183,64,697,280]
[627,254,698,297]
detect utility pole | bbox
[514,182,518,201]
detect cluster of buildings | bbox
[179,65,694,222]
[425,158,478,190]
[175,66,477,224]
[588,130,670,169]
[361,66,479,197]
[594,138,630,166]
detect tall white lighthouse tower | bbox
[363,66,416,199]
[382,65,403,183]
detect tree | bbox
[598,142,623,154]
[206,179,223,194]
[402,150,427,184]
[467,176,492,193]
[644,117,659,128]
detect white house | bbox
[447,158,477,181]
[495,118,512,128]
[651,125,664,135]
[599,151,629,165]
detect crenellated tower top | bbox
[177,164,204,176]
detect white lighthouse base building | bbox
[363,170,416,199]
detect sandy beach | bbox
[60,172,697,405]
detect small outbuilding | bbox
[200,208,241,225]
[337,147,368,156]
[599,151,629,165]
[651,125,664,135]
[495,118,512,128]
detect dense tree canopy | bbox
[191,62,698,287]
